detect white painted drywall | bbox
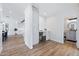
[46,4,79,43]
[39,16,46,31]
[0,24,2,53]
[32,6,39,45]
[24,4,39,49]
[76,17,79,48]
[0,4,2,53]
[46,15,64,43]
[24,4,33,49]
[2,17,17,36]
[76,19,79,48]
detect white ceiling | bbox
[2,3,27,20]
[38,3,79,17]
[2,3,79,20]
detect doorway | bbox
[64,17,77,46]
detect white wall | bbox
[0,24,2,53]
[76,19,79,48]
[15,19,24,36]
[24,4,39,49]
[46,4,79,44]
[32,6,39,45]
[24,4,33,49]
[0,4,2,53]
[46,15,64,43]
[76,14,79,48]
[39,16,46,31]
[2,17,17,36]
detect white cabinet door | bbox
[66,31,76,41]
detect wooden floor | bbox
[0,35,79,56]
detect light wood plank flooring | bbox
[0,35,79,56]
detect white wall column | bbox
[76,18,79,48]
[24,4,33,49]
[0,4,3,53]
[32,5,39,45]
[24,4,39,49]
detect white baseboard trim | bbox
[50,39,64,44]
[24,41,33,49]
